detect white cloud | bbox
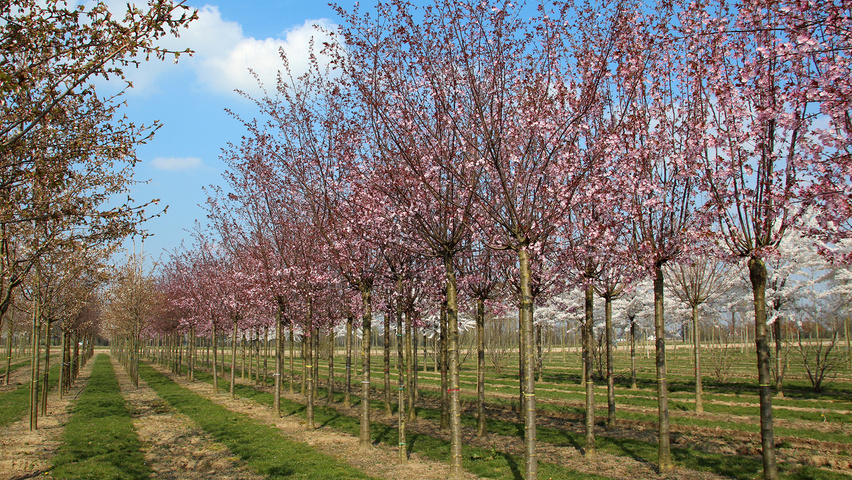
[151,156,203,171]
[112,3,339,99]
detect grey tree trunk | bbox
[583,284,595,458]
[212,325,219,395]
[693,304,704,412]
[396,292,407,462]
[519,249,537,479]
[630,318,637,389]
[749,258,778,480]
[476,297,487,437]
[384,310,392,416]
[359,284,373,450]
[230,321,238,399]
[274,307,281,413]
[653,265,673,472]
[344,315,353,408]
[444,256,463,477]
[605,295,615,428]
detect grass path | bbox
[51,353,150,480]
[138,361,380,480]
[0,354,93,479]
[109,354,265,480]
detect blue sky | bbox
[111,1,362,263]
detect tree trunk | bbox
[212,325,219,395]
[230,321,238,399]
[274,307,282,413]
[749,258,778,480]
[5,321,14,386]
[439,299,449,430]
[605,295,615,428]
[396,289,407,462]
[476,297,486,437]
[289,322,295,395]
[384,309,392,416]
[406,310,416,423]
[344,315,353,408]
[518,249,538,479]
[630,318,637,389]
[444,255,463,477]
[327,326,334,404]
[359,283,373,450]
[29,292,40,431]
[693,304,704,413]
[41,322,49,416]
[654,264,673,472]
[583,284,595,458]
[307,324,315,430]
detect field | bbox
[0,341,849,480]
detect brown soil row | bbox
[150,362,484,480]
[0,357,94,480]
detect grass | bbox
[51,353,150,480]
[179,360,609,480]
[0,361,61,428]
[180,351,851,480]
[137,361,378,480]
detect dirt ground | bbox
[0,358,94,480]
[110,355,266,480]
[151,363,484,480]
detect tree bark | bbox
[439,299,449,430]
[327,326,334,404]
[212,325,219,395]
[749,258,778,480]
[307,324,315,430]
[230,320,238,399]
[406,309,416,423]
[654,264,673,472]
[630,318,637,389]
[693,304,704,412]
[396,291,407,461]
[344,315,353,408]
[359,284,373,450]
[519,249,537,479]
[476,297,487,437]
[444,256,463,477]
[384,309,392,416]
[605,295,616,428]
[583,284,595,458]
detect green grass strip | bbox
[185,362,608,480]
[51,354,150,480]
[0,361,61,428]
[138,361,376,480]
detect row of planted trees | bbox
[147,1,850,480]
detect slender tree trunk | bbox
[327,326,334,404]
[29,292,40,431]
[396,291,407,462]
[344,315,353,408]
[630,318,637,389]
[405,309,416,423]
[518,249,537,479]
[41,322,49,416]
[583,284,595,458]
[439,299,449,430]
[307,324,315,430]
[384,309,392,416]
[359,284,373,450]
[444,256,463,477]
[476,297,487,437]
[274,306,282,413]
[289,322,295,395]
[605,295,615,429]
[654,265,673,472]
[693,304,704,412]
[230,321,238,399]
[749,258,778,480]
[519,300,526,420]
[212,325,219,395]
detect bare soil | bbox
[0,357,94,480]
[110,355,264,480]
[151,363,484,480]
